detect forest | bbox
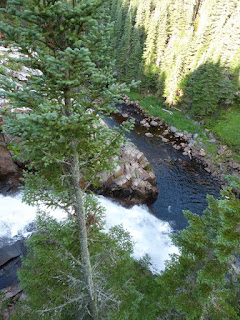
[0,0,240,319]
[110,0,240,112]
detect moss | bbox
[144,164,152,172]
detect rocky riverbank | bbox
[0,126,158,203]
[121,95,240,185]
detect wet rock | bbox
[186,136,193,142]
[150,120,158,127]
[97,142,158,204]
[0,240,27,290]
[163,130,169,136]
[174,132,183,138]
[180,142,187,148]
[145,132,153,138]
[143,122,151,128]
[184,146,191,153]
[173,144,181,150]
[170,126,178,133]
[188,142,195,148]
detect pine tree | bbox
[12,197,157,320]
[118,8,133,76]
[0,0,133,318]
[156,177,240,319]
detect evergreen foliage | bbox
[109,0,240,116]
[12,196,157,320]
[0,0,135,318]
[179,61,236,116]
[156,178,240,319]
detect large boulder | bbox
[97,142,159,204]
[0,134,19,176]
[0,240,27,290]
[0,133,22,193]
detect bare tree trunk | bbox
[71,146,99,319]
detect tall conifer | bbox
[0,0,131,317]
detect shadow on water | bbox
[106,104,220,231]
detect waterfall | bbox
[0,193,178,272]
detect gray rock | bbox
[150,120,158,127]
[208,139,216,144]
[175,132,183,138]
[188,139,196,145]
[188,142,195,148]
[143,123,151,128]
[97,142,158,204]
[199,149,207,157]
[170,126,178,133]
[193,133,199,139]
[145,132,153,137]
[0,240,27,290]
[163,130,169,136]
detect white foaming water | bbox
[0,193,66,240]
[98,196,178,272]
[0,193,178,272]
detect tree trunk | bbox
[64,90,98,319]
[71,147,99,319]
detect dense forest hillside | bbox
[110,0,240,117]
[0,0,240,318]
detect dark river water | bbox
[106,104,220,231]
[0,104,221,288]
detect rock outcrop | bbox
[0,133,22,193]
[97,142,158,204]
[0,240,26,320]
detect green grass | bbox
[129,90,204,136]
[210,108,240,151]
[127,90,240,166]
[127,90,143,101]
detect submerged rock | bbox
[145,132,153,137]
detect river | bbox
[0,104,220,281]
[107,103,220,230]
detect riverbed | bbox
[107,103,220,230]
[0,104,220,287]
